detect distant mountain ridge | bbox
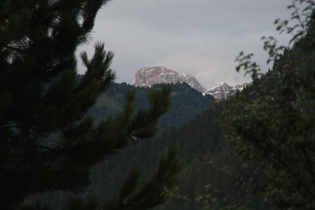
[203,82,248,100]
[133,66,248,100]
[133,66,206,93]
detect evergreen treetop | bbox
[0,1,181,209]
[218,1,315,208]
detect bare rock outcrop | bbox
[133,66,206,93]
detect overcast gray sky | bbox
[77,0,292,89]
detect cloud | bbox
[77,0,292,87]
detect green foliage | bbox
[104,146,182,210]
[67,196,100,210]
[89,82,213,130]
[148,109,273,210]
[33,93,273,209]
[218,1,315,209]
[0,1,180,209]
[90,107,271,210]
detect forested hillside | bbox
[25,80,271,209]
[30,107,274,209]
[24,82,216,208]
[89,82,214,130]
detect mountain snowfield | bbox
[133,66,248,100]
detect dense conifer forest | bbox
[1,0,315,209]
[25,84,273,209]
[89,82,214,130]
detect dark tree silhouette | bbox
[0,1,181,209]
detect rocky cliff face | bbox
[133,66,248,99]
[203,82,248,100]
[133,66,206,93]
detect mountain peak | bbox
[203,82,248,100]
[133,66,206,92]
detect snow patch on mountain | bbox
[203,82,248,100]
